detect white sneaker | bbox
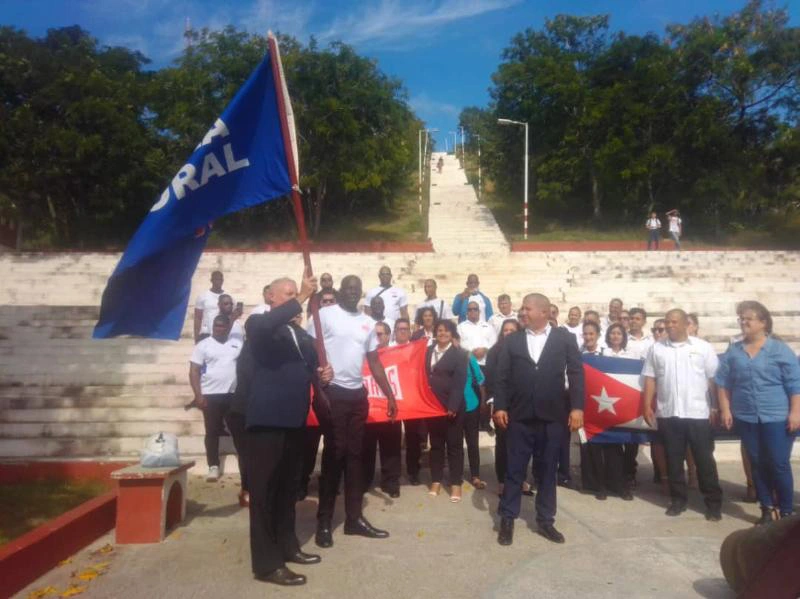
[206,466,220,481]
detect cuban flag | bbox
[94,34,296,340]
[582,354,654,444]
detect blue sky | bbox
[3,0,799,148]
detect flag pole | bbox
[267,32,327,366]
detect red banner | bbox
[307,338,445,426]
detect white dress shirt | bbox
[642,336,719,419]
[562,323,583,348]
[626,334,654,360]
[525,324,551,364]
[458,320,497,365]
[430,342,452,369]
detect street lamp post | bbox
[476,134,482,202]
[418,128,438,214]
[497,118,529,240]
[460,126,465,168]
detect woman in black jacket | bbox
[485,318,524,495]
[425,319,468,502]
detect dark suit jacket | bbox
[494,327,584,423]
[425,345,468,413]
[244,299,318,429]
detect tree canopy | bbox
[0,26,420,248]
[462,0,800,238]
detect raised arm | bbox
[366,350,397,421]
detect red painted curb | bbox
[0,490,117,598]
[510,241,754,252]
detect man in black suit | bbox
[494,293,584,545]
[244,271,333,586]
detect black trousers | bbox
[658,417,722,510]
[404,419,426,478]
[464,409,481,479]
[363,421,402,493]
[225,410,249,492]
[580,443,625,495]
[317,386,369,524]
[557,424,571,482]
[495,426,507,483]
[202,393,234,467]
[247,427,302,576]
[623,442,639,483]
[428,413,465,486]
[299,426,323,493]
[499,419,563,525]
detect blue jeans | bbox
[736,419,796,514]
[669,231,681,250]
[647,229,660,250]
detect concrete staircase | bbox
[1,244,799,460]
[428,152,508,254]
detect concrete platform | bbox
[15,459,800,599]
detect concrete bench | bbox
[110,461,194,544]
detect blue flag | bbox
[94,52,293,340]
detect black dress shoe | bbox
[287,550,321,565]
[756,506,776,526]
[665,502,687,517]
[557,478,572,489]
[704,509,722,522]
[620,491,634,501]
[315,523,333,548]
[388,490,400,498]
[498,517,514,546]
[343,517,389,539]
[409,475,421,486]
[256,567,306,586]
[595,491,607,501]
[537,523,565,544]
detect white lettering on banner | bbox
[150,118,252,212]
[363,365,404,401]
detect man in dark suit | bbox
[244,271,333,586]
[494,293,584,545]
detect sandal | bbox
[428,482,441,497]
[471,477,487,490]
[450,485,462,503]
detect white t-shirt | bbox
[489,311,518,336]
[457,319,497,366]
[562,323,583,348]
[195,290,223,335]
[669,216,682,234]
[646,217,661,230]
[626,334,654,360]
[415,298,454,321]
[228,319,245,342]
[249,303,270,317]
[311,305,378,390]
[190,336,242,395]
[642,336,718,419]
[365,285,408,321]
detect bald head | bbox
[521,293,550,331]
[664,308,689,342]
[268,277,298,308]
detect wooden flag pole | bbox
[267,32,327,367]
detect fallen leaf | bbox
[75,570,98,582]
[417,530,425,538]
[98,544,113,554]
[27,587,58,599]
[58,558,73,566]
[61,585,87,597]
[92,562,110,571]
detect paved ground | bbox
[16,452,800,599]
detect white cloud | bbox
[319,0,521,47]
